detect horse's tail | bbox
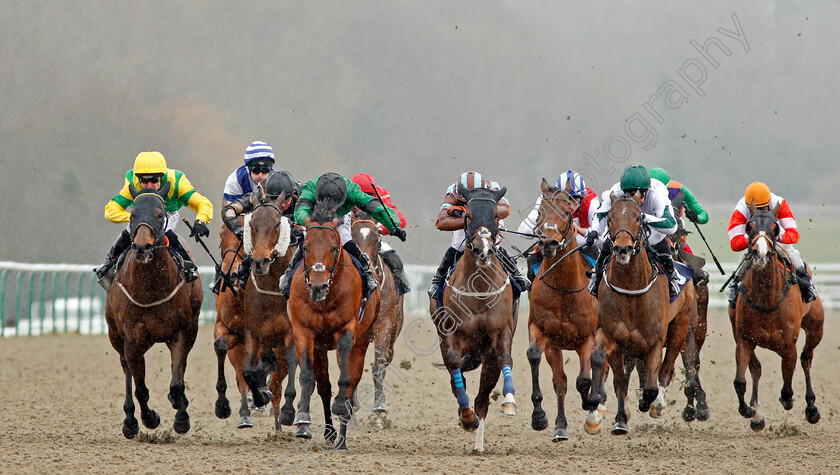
[431,353,481,372]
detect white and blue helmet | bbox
[243,141,275,166]
[556,170,586,197]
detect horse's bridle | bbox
[537,191,575,253]
[302,224,344,295]
[463,196,500,254]
[250,202,284,265]
[129,194,167,248]
[608,197,648,256]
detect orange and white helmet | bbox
[744,181,771,207]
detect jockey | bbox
[517,170,600,280]
[587,165,680,298]
[428,171,531,300]
[648,167,710,283]
[94,151,213,284]
[278,172,407,295]
[351,173,411,295]
[726,181,816,304]
[222,141,277,203]
[211,170,300,294]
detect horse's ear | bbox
[609,191,617,203]
[748,199,757,216]
[303,215,312,228]
[540,178,550,194]
[457,182,469,201]
[272,190,286,206]
[771,203,780,217]
[129,183,139,199]
[255,185,267,204]
[563,179,572,193]
[157,181,171,199]
[249,192,260,208]
[494,186,507,203]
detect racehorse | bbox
[729,203,824,431]
[586,194,697,435]
[352,212,404,414]
[526,179,606,441]
[288,201,381,451]
[428,184,517,453]
[104,183,202,438]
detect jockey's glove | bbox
[191,220,210,241]
[684,207,699,223]
[392,227,407,242]
[233,226,244,241]
[585,230,599,247]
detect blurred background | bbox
[2,1,838,268]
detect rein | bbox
[250,271,285,296]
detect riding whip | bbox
[369,184,401,235]
[182,217,238,294]
[692,221,725,275]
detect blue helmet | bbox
[243,141,275,166]
[556,171,586,197]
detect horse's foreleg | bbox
[496,327,517,417]
[544,345,568,442]
[640,343,664,415]
[242,333,271,408]
[473,351,501,453]
[576,336,595,411]
[372,324,393,414]
[733,339,756,419]
[332,330,353,421]
[442,337,476,431]
[120,358,139,439]
[526,339,548,431]
[213,335,232,419]
[293,333,316,439]
[680,330,699,422]
[269,347,288,431]
[227,344,253,428]
[278,341,298,428]
[779,344,797,411]
[606,349,628,435]
[746,350,764,431]
[313,349,335,444]
[167,331,191,434]
[123,342,160,432]
[801,307,824,424]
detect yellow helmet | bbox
[744,181,771,207]
[133,151,167,175]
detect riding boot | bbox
[497,246,531,292]
[587,240,612,298]
[166,231,199,283]
[210,266,223,295]
[381,250,411,295]
[526,252,542,282]
[278,245,304,295]
[728,279,740,308]
[652,240,680,299]
[237,256,252,289]
[94,229,132,280]
[343,240,378,293]
[795,265,817,303]
[428,247,459,299]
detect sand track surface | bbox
[1,308,838,474]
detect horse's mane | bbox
[310,198,340,223]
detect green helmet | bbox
[620,165,651,191]
[648,167,670,186]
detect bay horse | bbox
[352,211,404,414]
[288,200,381,451]
[730,203,824,431]
[104,182,201,438]
[428,184,517,453]
[586,195,697,435]
[526,178,606,441]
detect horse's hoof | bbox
[531,409,549,431]
[237,415,253,429]
[611,421,629,435]
[372,402,388,414]
[332,398,350,418]
[173,413,190,434]
[750,415,765,432]
[779,396,794,411]
[293,412,311,426]
[649,404,665,419]
[324,424,337,443]
[295,424,312,439]
[551,428,569,442]
[639,400,652,413]
[253,389,273,409]
[738,405,755,419]
[334,436,348,452]
[142,410,160,429]
[696,403,710,421]
[584,411,602,435]
[806,405,821,424]
[500,393,517,416]
[682,405,697,422]
[279,410,295,426]
[460,415,480,432]
[122,418,139,439]
[215,398,231,419]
